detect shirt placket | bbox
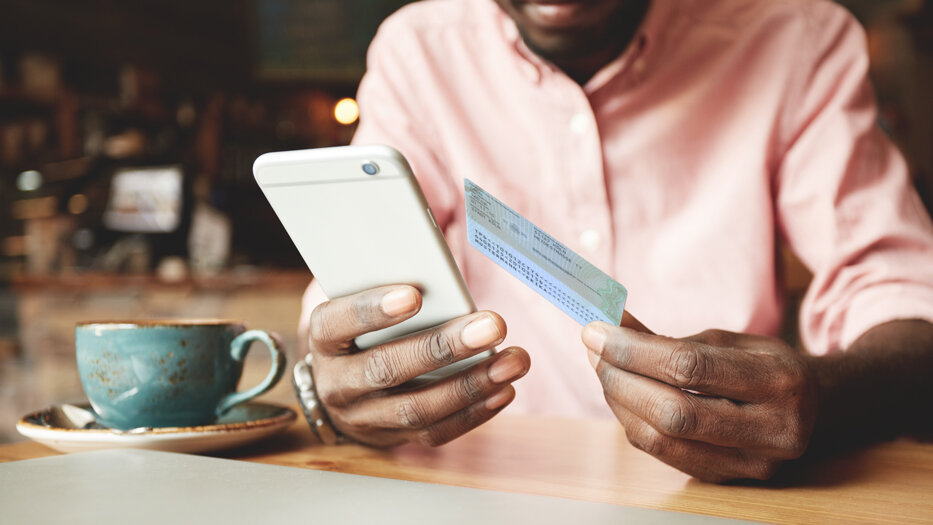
[504,18,633,275]
[553,79,614,273]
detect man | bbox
[298,0,933,482]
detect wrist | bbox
[804,352,849,451]
[805,320,933,452]
[292,354,343,445]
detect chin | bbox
[498,0,639,61]
[520,28,607,62]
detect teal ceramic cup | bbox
[75,320,287,430]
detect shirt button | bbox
[580,229,601,252]
[570,113,589,135]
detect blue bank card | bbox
[464,179,627,326]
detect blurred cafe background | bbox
[0,0,931,443]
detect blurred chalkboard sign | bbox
[255,0,416,83]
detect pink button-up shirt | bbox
[301,0,933,419]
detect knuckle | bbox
[699,329,730,346]
[309,304,335,345]
[333,407,365,432]
[397,396,428,429]
[364,348,401,388]
[418,405,485,447]
[416,427,446,448]
[453,373,485,404]
[655,398,694,437]
[773,418,809,458]
[315,378,345,408]
[770,365,806,394]
[629,425,666,457]
[785,438,808,459]
[603,332,632,367]
[692,470,731,484]
[596,364,621,394]
[667,342,707,388]
[749,460,779,481]
[453,404,485,436]
[418,329,457,367]
[351,295,380,326]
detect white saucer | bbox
[16,401,297,454]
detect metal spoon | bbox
[45,404,152,435]
[60,404,100,429]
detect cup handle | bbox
[216,330,287,416]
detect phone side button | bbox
[426,208,439,230]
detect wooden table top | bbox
[2,414,931,524]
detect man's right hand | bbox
[307,284,530,448]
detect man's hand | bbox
[308,284,530,448]
[582,314,817,483]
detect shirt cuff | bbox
[840,283,933,350]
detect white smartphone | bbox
[254,145,491,381]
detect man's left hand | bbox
[582,315,818,483]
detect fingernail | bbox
[461,315,502,349]
[381,288,417,317]
[485,387,514,410]
[582,322,608,352]
[488,352,526,383]
[582,322,608,369]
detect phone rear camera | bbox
[361,162,379,175]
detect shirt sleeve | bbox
[775,4,933,354]
[298,11,459,347]
[349,14,460,230]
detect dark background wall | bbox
[0,0,930,278]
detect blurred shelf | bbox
[0,88,58,119]
[8,269,311,292]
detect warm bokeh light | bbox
[68,194,89,215]
[333,97,359,125]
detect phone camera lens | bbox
[361,162,379,175]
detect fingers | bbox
[596,361,796,453]
[337,348,530,434]
[317,311,507,404]
[619,310,655,334]
[608,404,781,482]
[583,322,771,401]
[340,387,515,449]
[309,285,422,355]
[306,285,528,449]
[682,328,772,351]
[411,385,517,446]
